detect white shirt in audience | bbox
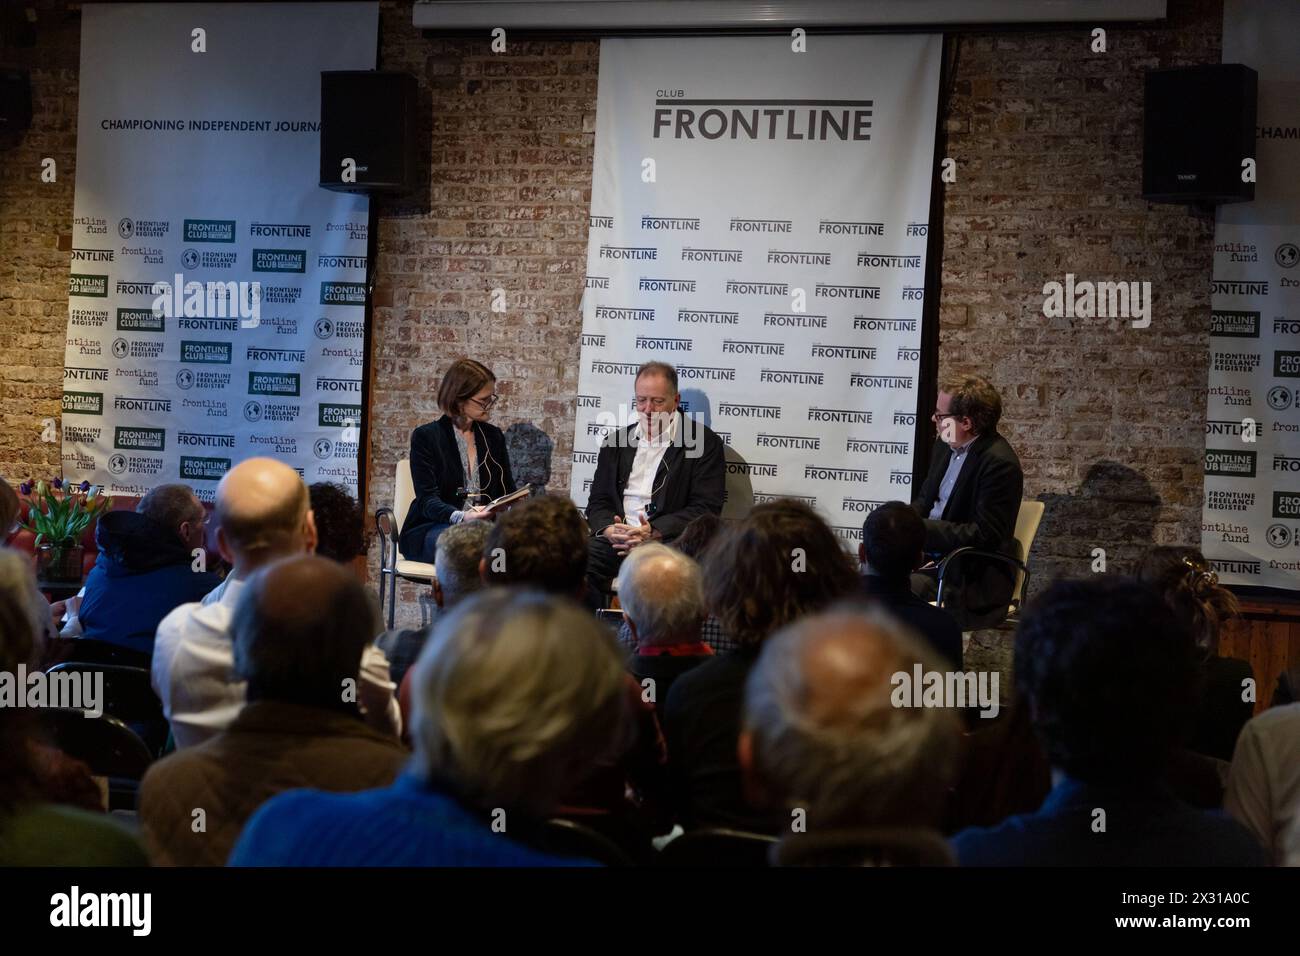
[1224,702,1300,865]
[152,576,401,749]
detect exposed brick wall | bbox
[1,0,1224,627]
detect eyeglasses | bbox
[467,394,499,410]
[932,410,958,420]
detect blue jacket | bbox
[78,510,220,656]
[229,772,599,867]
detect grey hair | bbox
[408,588,630,817]
[0,547,50,672]
[743,603,960,830]
[433,521,491,606]
[615,542,704,646]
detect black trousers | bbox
[584,535,625,610]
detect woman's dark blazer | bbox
[398,415,515,559]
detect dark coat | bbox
[584,411,725,543]
[399,415,515,559]
[912,430,1024,619]
[78,510,221,656]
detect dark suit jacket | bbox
[912,430,1024,617]
[399,415,515,559]
[584,411,725,542]
[860,574,963,669]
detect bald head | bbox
[215,457,315,569]
[743,606,960,830]
[232,554,377,709]
[615,542,704,647]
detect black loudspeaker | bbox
[1143,64,1257,205]
[0,68,33,134]
[320,71,416,193]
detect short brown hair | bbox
[438,358,496,418]
[635,362,678,395]
[137,484,202,542]
[483,495,588,595]
[703,500,859,647]
[940,375,1002,434]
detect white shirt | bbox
[152,576,401,750]
[1224,702,1300,865]
[623,411,678,523]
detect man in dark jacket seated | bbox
[857,501,963,669]
[911,375,1024,625]
[76,484,219,661]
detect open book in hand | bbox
[480,486,532,515]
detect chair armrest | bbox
[375,508,397,575]
[935,548,1032,613]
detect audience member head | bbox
[1136,546,1239,653]
[308,482,364,564]
[481,495,587,597]
[214,458,316,573]
[859,500,926,582]
[0,479,19,539]
[1015,576,1199,785]
[671,512,722,560]
[741,606,959,829]
[433,521,490,609]
[231,555,378,710]
[408,588,629,817]
[703,499,859,647]
[137,483,206,551]
[0,547,51,810]
[616,542,704,648]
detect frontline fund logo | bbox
[50,886,150,936]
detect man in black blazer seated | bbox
[911,375,1023,622]
[583,362,725,601]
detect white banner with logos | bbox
[63,2,377,503]
[1202,0,1300,590]
[570,35,941,544]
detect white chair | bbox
[375,459,436,630]
[935,499,1045,630]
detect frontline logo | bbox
[727,281,789,296]
[1212,279,1268,296]
[635,336,692,352]
[320,282,366,306]
[1275,455,1300,472]
[317,254,367,270]
[728,461,779,477]
[595,307,655,322]
[572,451,599,465]
[890,470,912,485]
[590,215,614,229]
[243,401,299,423]
[253,249,307,273]
[1205,419,1252,438]
[851,374,913,389]
[719,403,781,419]
[599,245,656,260]
[641,216,699,230]
[120,218,169,238]
[1274,491,1300,519]
[319,403,362,427]
[811,344,875,360]
[183,219,236,243]
[250,222,310,239]
[756,433,821,451]
[753,492,817,508]
[730,219,791,233]
[177,318,240,332]
[810,407,871,424]
[114,427,165,451]
[177,370,231,391]
[639,277,696,293]
[115,281,158,296]
[764,312,826,328]
[64,367,108,383]
[581,334,606,348]
[248,372,300,396]
[1210,310,1260,337]
[71,248,114,263]
[247,347,305,363]
[592,360,641,376]
[894,411,917,425]
[578,394,601,409]
[854,317,917,332]
[180,456,232,481]
[316,377,361,392]
[847,439,910,455]
[857,253,921,268]
[1274,351,1300,378]
[107,453,163,476]
[264,286,302,304]
[678,365,735,382]
[679,309,739,325]
[817,283,879,300]
[842,497,885,513]
[683,247,743,263]
[181,341,233,364]
[804,465,870,482]
[117,308,164,332]
[64,425,101,443]
[760,369,824,385]
[69,274,108,298]
[62,392,103,416]
[176,431,235,450]
[1204,449,1256,477]
[821,220,884,236]
[585,275,611,289]
[1208,557,1261,576]
[768,250,830,266]
[114,397,172,413]
[652,98,872,141]
[723,340,783,356]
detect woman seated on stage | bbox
[399,358,516,564]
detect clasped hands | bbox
[601,512,657,554]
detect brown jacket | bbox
[139,700,408,866]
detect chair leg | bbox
[387,570,397,631]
